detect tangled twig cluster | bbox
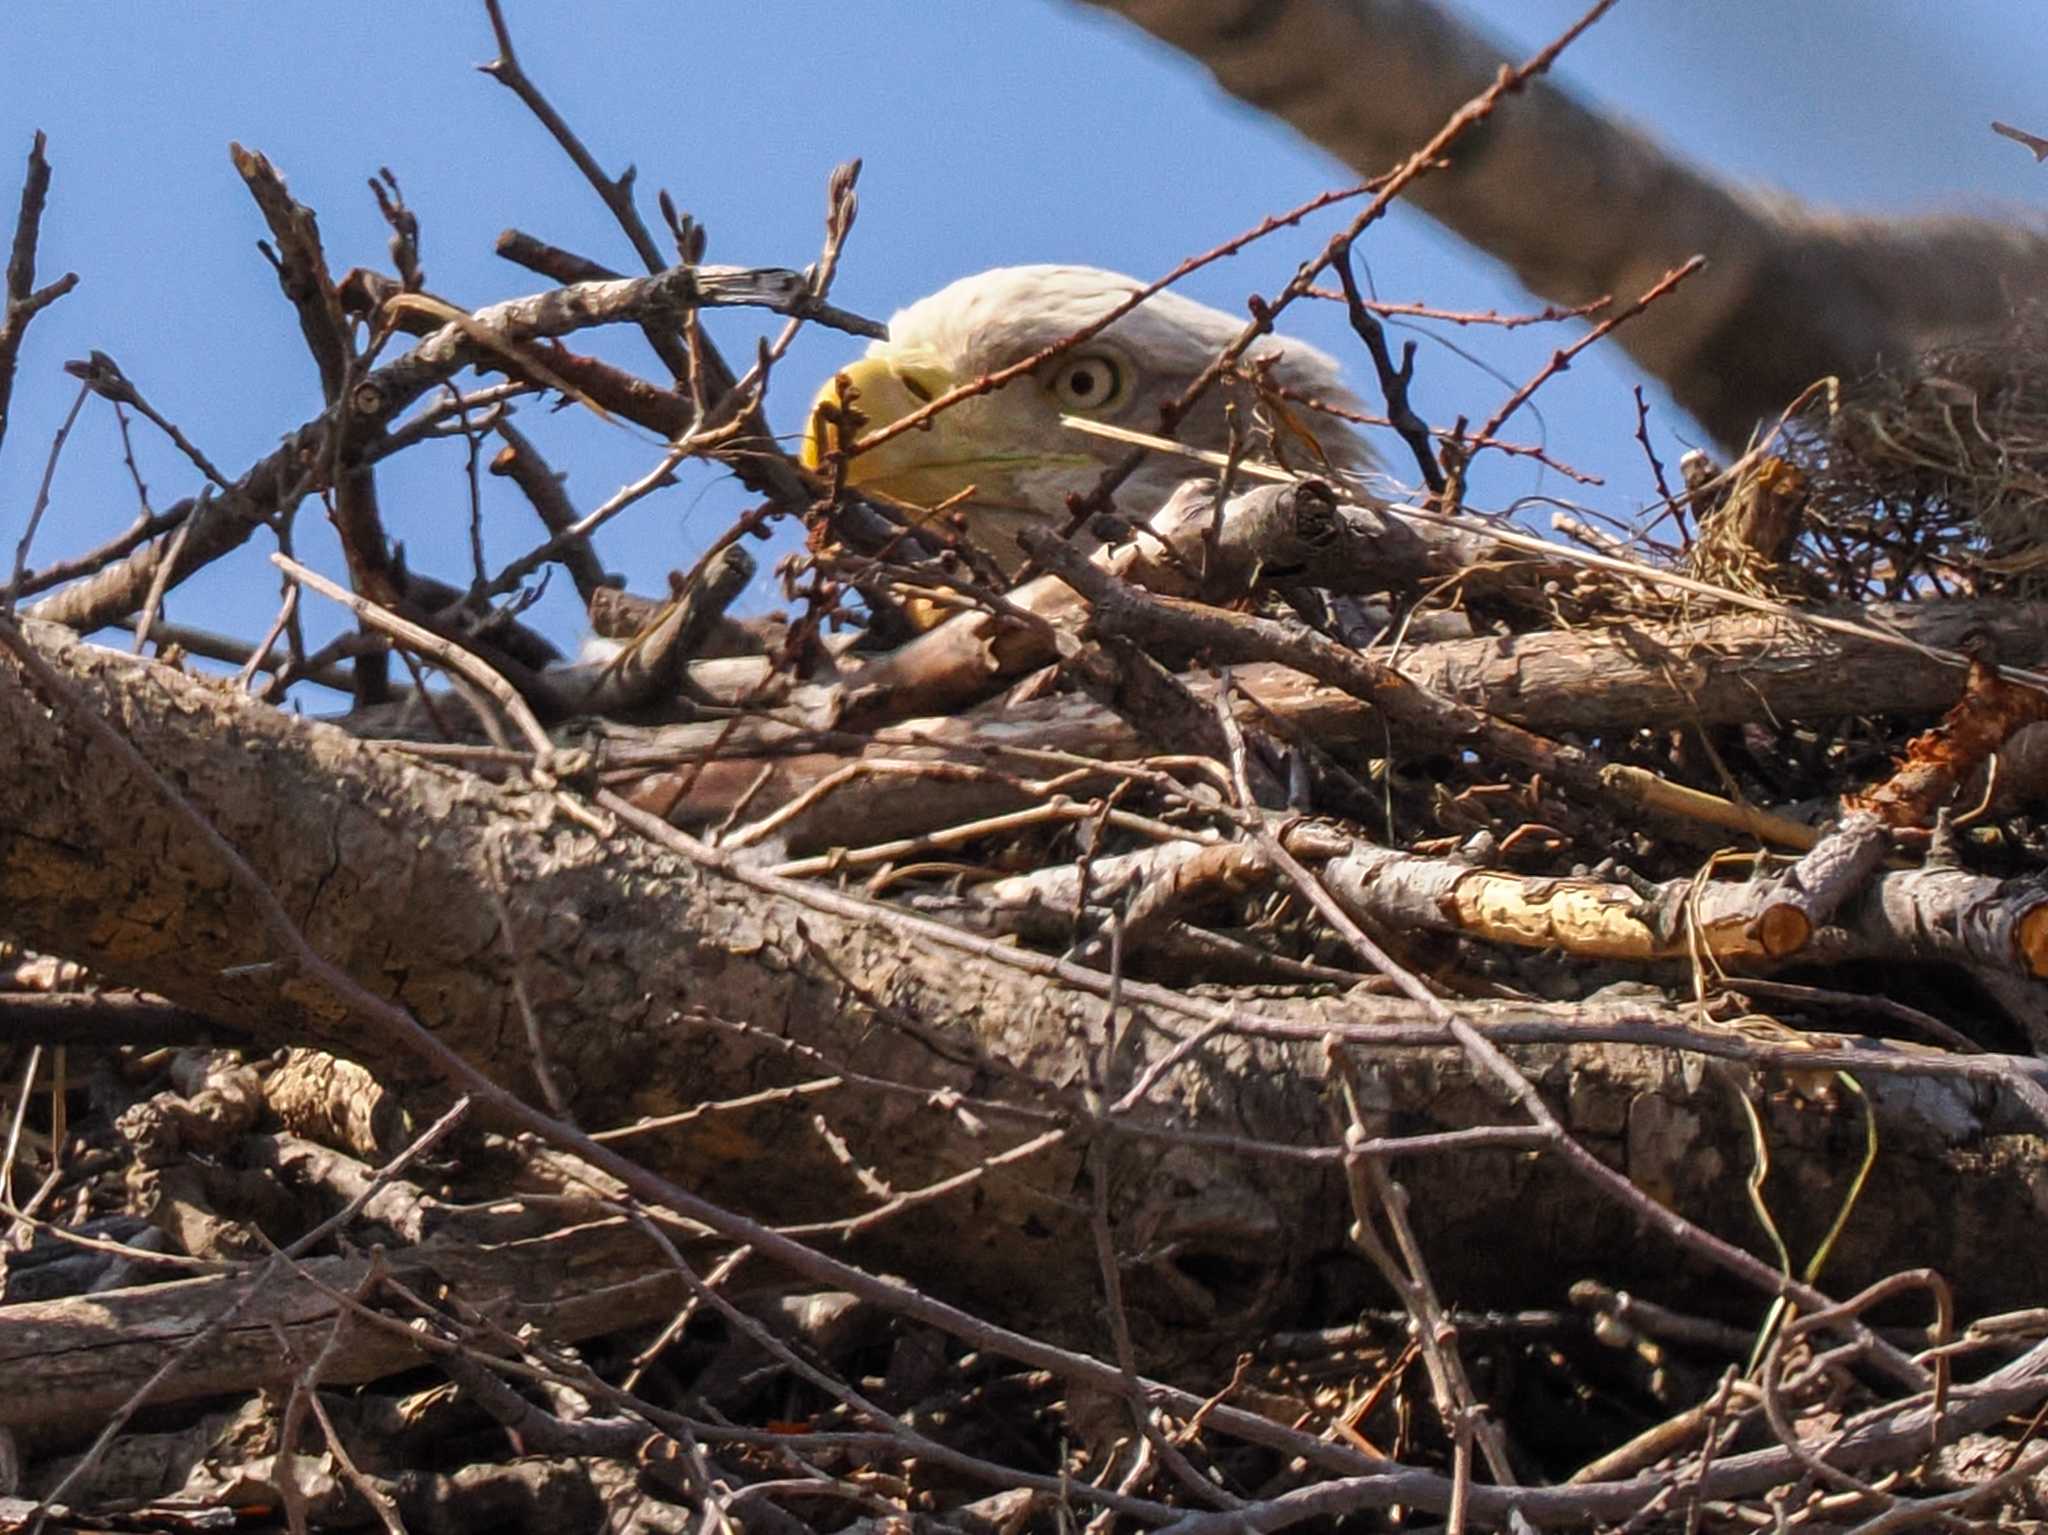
[4,4,2048,1533]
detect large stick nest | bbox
[7,14,2048,1533]
[1789,309,2048,599]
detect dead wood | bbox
[536,543,756,718]
[485,419,615,606]
[18,262,816,637]
[0,1214,681,1445]
[0,989,226,1048]
[263,1048,412,1162]
[232,142,396,708]
[820,478,1554,732]
[1078,0,2048,448]
[0,133,77,468]
[624,594,2046,854]
[1316,826,2048,1013]
[10,19,2048,1522]
[944,813,1944,987]
[1849,645,2048,827]
[4,619,2048,1333]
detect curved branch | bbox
[1077,0,2048,445]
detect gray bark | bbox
[3,620,2046,1338]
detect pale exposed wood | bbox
[1315,820,2048,1008]
[263,1048,411,1162]
[951,817,2012,996]
[1601,765,1820,853]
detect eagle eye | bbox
[1048,353,1128,413]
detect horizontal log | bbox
[3,619,2046,1349]
[0,1217,678,1443]
[638,598,2044,851]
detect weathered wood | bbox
[4,620,2047,1339]
[0,1216,680,1445]
[638,597,2047,852]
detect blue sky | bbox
[4,3,2045,677]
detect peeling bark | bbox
[638,596,2045,852]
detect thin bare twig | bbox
[3,377,88,612]
[0,131,81,463]
[1470,256,1707,450]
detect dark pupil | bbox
[1071,367,1097,397]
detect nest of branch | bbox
[1785,311,2048,597]
[13,17,2048,1528]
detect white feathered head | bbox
[802,265,1373,574]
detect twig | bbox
[63,351,234,492]
[779,1124,1071,1242]
[477,0,834,517]
[1632,384,1677,508]
[273,552,556,760]
[272,1263,410,1535]
[1991,119,2048,162]
[131,488,204,654]
[1470,256,1707,450]
[0,131,80,463]
[551,556,752,718]
[11,613,2047,1525]
[5,499,189,605]
[0,613,1409,1490]
[0,1044,41,1222]
[1329,1053,1517,1504]
[758,795,1200,876]
[473,436,694,606]
[1306,287,1612,328]
[1332,245,1445,495]
[485,832,573,1119]
[233,585,308,692]
[1021,527,1610,803]
[489,418,615,604]
[24,260,835,637]
[1197,748,1933,1391]
[24,1094,473,1528]
[1059,414,2048,693]
[2,377,88,612]
[478,0,667,275]
[1085,1120,1241,1512]
[1032,0,1627,556]
[623,1211,1180,1522]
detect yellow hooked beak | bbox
[801,352,1095,510]
[800,354,973,501]
[801,351,1106,579]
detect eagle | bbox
[800,264,1377,577]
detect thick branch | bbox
[624,593,2043,852]
[0,1216,680,1440]
[1080,0,2048,446]
[2,621,2046,1324]
[232,143,396,701]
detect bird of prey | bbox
[801,264,1376,577]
